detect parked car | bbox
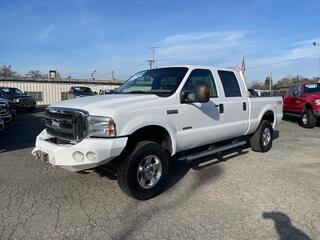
[0,87,36,112]
[67,86,95,99]
[283,82,320,128]
[33,66,283,200]
[0,97,12,124]
[0,117,4,131]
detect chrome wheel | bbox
[137,155,162,189]
[302,113,308,125]
[262,128,271,147]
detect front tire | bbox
[299,109,316,128]
[250,120,273,152]
[117,141,170,200]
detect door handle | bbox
[243,102,247,111]
[215,104,224,113]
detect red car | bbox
[283,82,320,128]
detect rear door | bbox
[215,70,249,139]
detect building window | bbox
[61,92,68,101]
[25,91,43,101]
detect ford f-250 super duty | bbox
[32,66,283,200]
[283,82,320,128]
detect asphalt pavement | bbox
[0,111,319,240]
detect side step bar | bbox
[178,140,247,162]
[283,112,302,118]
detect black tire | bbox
[250,120,273,152]
[117,141,170,200]
[299,109,316,128]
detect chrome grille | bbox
[44,107,88,142]
[19,98,33,104]
[0,102,8,115]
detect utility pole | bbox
[147,47,159,69]
[269,73,273,95]
[312,42,320,79]
[112,70,115,80]
[91,69,96,81]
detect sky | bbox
[0,0,320,83]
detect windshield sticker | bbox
[305,84,318,88]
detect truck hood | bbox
[51,94,164,115]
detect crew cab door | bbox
[283,84,297,112]
[215,70,249,139]
[177,69,225,150]
[291,84,305,113]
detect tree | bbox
[0,65,19,78]
[26,70,47,80]
[249,80,268,90]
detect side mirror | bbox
[181,84,210,103]
[196,84,210,102]
[293,90,300,97]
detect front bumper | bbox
[14,101,36,109]
[32,130,128,172]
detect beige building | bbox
[0,78,123,105]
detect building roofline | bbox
[0,77,124,85]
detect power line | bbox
[246,53,319,70]
[156,22,320,63]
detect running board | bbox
[284,112,302,118]
[178,140,247,162]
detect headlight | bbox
[14,98,20,103]
[315,99,320,105]
[87,116,116,137]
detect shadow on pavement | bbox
[0,111,45,153]
[263,211,311,240]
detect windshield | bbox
[304,83,320,93]
[116,67,189,96]
[0,87,25,96]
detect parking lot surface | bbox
[0,111,319,240]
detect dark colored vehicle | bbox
[283,82,320,128]
[0,87,36,112]
[0,117,4,131]
[67,86,95,99]
[0,98,12,124]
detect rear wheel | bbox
[299,109,316,128]
[117,141,169,200]
[250,120,273,152]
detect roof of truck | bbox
[154,65,240,72]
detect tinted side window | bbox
[218,71,241,97]
[183,69,218,97]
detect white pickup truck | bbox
[33,66,283,200]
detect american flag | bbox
[241,57,246,76]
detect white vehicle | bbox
[33,66,283,200]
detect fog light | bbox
[86,151,96,161]
[73,151,84,162]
